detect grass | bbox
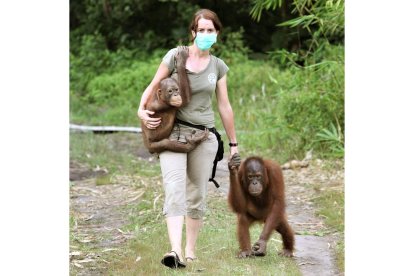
[69,132,346,274]
[313,190,344,232]
[70,130,345,275]
[70,132,302,275]
[313,189,345,272]
[108,195,301,275]
[70,132,160,177]
[69,38,344,275]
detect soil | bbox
[70,133,344,275]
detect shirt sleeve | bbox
[162,48,178,73]
[217,58,229,80]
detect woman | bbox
[137,9,239,268]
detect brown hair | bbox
[189,9,223,42]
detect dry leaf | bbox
[125,191,145,203]
[117,228,126,234]
[102,248,118,252]
[69,251,82,256]
[84,215,94,221]
[79,239,92,243]
[77,258,95,263]
[298,262,316,266]
[153,194,162,209]
[73,262,84,268]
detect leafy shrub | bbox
[71,58,160,125]
[70,34,155,96]
[314,122,344,158]
[212,27,250,64]
[71,44,343,160]
[212,44,343,160]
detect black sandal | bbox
[161,251,186,268]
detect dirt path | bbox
[70,162,141,274]
[284,162,344,276]
[70,135,344,275]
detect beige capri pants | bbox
[159,123,218,219]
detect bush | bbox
[70,34,156,96]
[212,27,250,64]
[70,58,160,125]
[70,44,343,160]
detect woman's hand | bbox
[137,109,161,129]
[230,146,239,159]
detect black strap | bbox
[209,178,220,188]
[175,118,214,132]
[209,156,220,188]
[209,128,223,188]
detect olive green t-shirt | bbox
[162,48,229,128]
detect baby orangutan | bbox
[141,46,208,153]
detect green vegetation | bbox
[70,0,344,161]
[103,189,301,275]
[70,132,160,177]
[69,133,344,274]
[313,189,345,272]
[70,0,344,273]
[69,133,302,274]
[70,42,343,161]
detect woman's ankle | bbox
[185,248,196,259]
[171,248,183,259]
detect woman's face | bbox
[193,18,218,38]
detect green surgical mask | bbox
[195,33,217,51]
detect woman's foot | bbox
[185,256,198,263]
[161,251,186,268]
[185,249,197,263]
[185,247,197,262]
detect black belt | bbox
[175,119,215,132]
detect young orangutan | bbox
[228,154,295,258]
[141,46,208,153]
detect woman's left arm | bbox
[216,74,239,158]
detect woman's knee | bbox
[187,208,205,219]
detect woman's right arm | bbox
[137,62,170,129]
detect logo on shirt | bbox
[208,73,217,84]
